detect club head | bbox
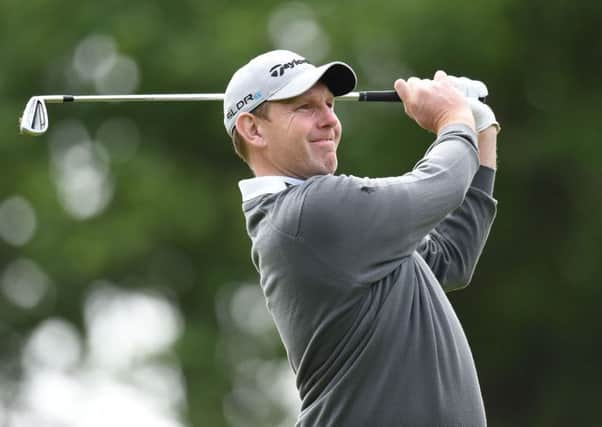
[19,97,48,136]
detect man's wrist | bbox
[477,127,497,169]
[436,111,475,134]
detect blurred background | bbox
[1,0,601,426]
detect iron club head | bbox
[19,97,49,136]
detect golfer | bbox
[224,49,499,427]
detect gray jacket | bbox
[240,124,497,426]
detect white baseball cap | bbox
[223,49,357,137]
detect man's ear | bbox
[235,113,266,148]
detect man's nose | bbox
[318,105,338,127]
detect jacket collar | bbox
[238,176,305,202]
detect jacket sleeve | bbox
[295,124,481,285]
[417,166,497,292]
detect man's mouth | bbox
[309,137,335,144]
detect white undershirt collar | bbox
[238,176,305,202]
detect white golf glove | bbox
[448,75,501,133]
[467,98,500,133]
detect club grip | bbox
[358,91,400,102]
[358,90,487,103]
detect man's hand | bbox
[394,70,475,134]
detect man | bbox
[224,49,498,426]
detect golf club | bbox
[19,91,486,136]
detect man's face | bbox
[256,82,342,179]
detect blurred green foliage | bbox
[1,0,602,426]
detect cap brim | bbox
[268,61,357,101]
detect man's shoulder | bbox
[249,174,365,238]
[289,174,373,232]
[303,174,367,194]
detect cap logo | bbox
[226,91,263,120]
[269,58,310,77]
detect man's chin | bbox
[301,155,337,178]
[325,156,338,174]
[320,162,338,176]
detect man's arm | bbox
[295,124,480,285]
[418,126,498,290]
[477,126,497,170]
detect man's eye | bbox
[296,104,310,111]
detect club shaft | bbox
[40,94,225,103]
[37,91,406,104]
[38,91,485,104]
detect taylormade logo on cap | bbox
[223,50,357,137]
[268,58,310,77]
